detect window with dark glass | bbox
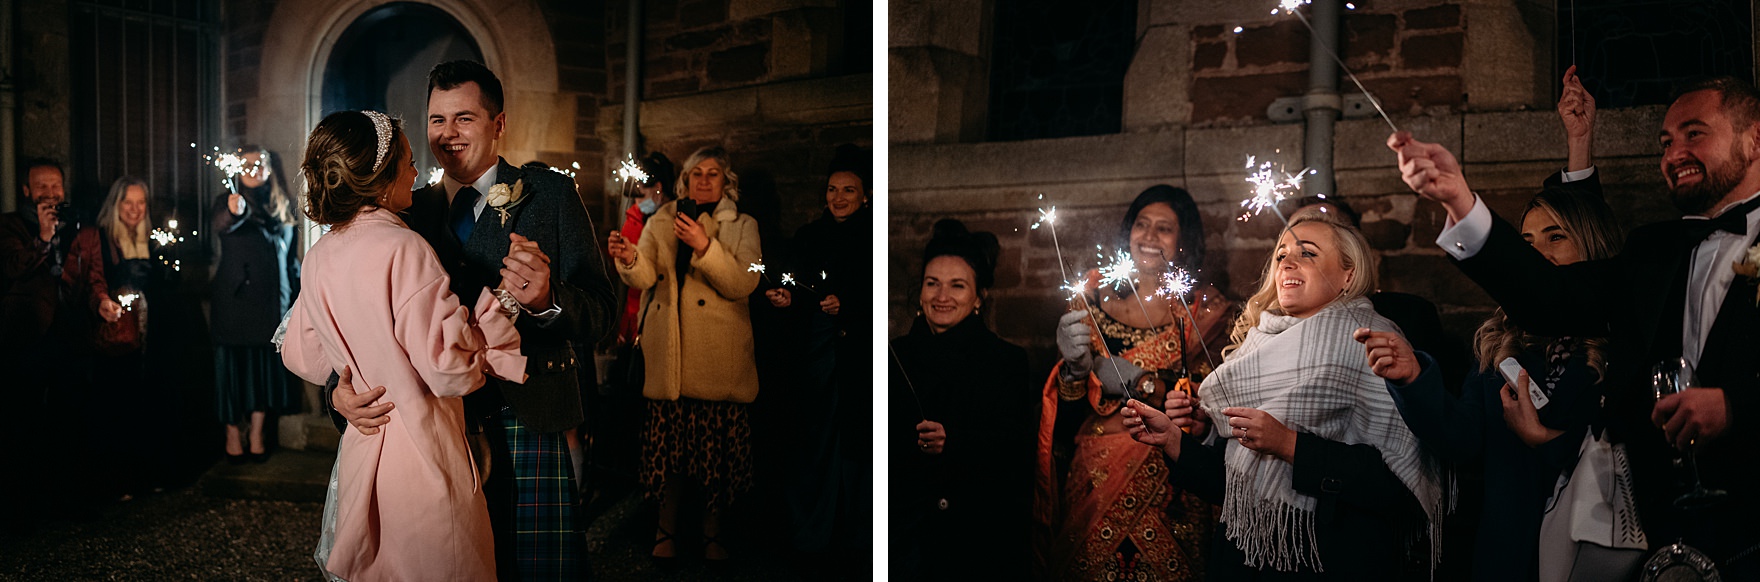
[1560,0,1752,107]
[988,0,1137,141]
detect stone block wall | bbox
[536,1,611,219]
[222,0,276,147]
[601,0,872,239]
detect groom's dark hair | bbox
[428,60,505,117]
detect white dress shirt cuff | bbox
[1560,166,1596,183]
[1436,196,1493,260]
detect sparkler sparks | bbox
[118,293,140,310]
[1239,156,1310,223]
[150,229,177,247]
[1157,268,1196,299]
[780,273,797,286]
[428,167,445,186]
[748,262,767,274]
[1097,249,1137,290]
[1032,206,1057,230]
[616,155,649,184]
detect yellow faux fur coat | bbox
[615,196,762,403]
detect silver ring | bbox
[520,281,529,289]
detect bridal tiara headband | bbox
[361,110,392,173]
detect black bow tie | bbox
[1684,196,1760,241]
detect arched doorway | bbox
[321,3,483,176]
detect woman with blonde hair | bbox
[1123,215,1446,580]
[280,110,525,580]
[606,145,762,562]
[1361,184,1621,582]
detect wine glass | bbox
[1651,358,1728,509]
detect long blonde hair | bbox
[1472,188,1622,376]
[1228,216,1379,353]
[97,176,151,259]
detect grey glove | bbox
[1056,310,1094,377]
[1093,357,1147,399]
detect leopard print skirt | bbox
[641,397,755,510]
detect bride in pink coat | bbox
[280,110,525,581]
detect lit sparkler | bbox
[428,167,445,186]
[1157,268,1195,300]
[780,273,797,286]
[748,262,767,274]
[616,155,649,184]
[1097,249,1137,291]
[1270,0,1398,132]
[1157,265,1220,372]
[1239,156,1311,224]
[150,228,177,247]
[118,293,140,311]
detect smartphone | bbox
[678,198,698,220]
[1498,357,1549,410]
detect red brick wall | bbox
[1190,3,1465,125]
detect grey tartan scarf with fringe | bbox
[1199,297,1444,573]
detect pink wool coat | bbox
[282,208,526,582]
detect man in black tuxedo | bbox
[1391,77,1760,576]
[333,60,614,580]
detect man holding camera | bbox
[0,158,118,527]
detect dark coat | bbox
[1452,197,1760,564]
[889,315,1037,581]
[0,213,105,351]
[209,184,298,346]
[787,206,873,455]
[1390,350,1600,582]
[1171,427,1429,581]
[399,159,617,433]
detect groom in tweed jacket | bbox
[332,60,614,580]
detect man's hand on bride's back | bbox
[334,366,395,435]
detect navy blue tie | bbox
[449,186,480,243]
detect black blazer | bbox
[400,159,617,433]
[210,185,298,346]
[1452,197,1760,560]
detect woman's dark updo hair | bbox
[1118,185,1206,274]
[922,219,1000,290]
[635,151,676,200]
[301,111,409,226]
[826,143,869,194]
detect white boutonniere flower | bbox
[485,180,528,227]
[1733,241,1760,305]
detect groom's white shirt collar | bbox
[442,164,498,219]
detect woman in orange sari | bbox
[1035,186,1234,581]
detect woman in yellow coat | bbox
[607,145,761,562]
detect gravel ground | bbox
[0,486,869,581]
[0,489,324,581]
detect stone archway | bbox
[247,0,570,167]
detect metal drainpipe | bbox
[1303,0,1341,200]
[619,0,642,219]
[1,1,15,213]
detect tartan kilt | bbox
[484,410,587,580]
